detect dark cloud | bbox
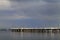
[8,0,60,20]
[20,3,60,18]
[0,10,16,16]
[0,0,60,20]
[10,0,40,2]
[43,0,60,3]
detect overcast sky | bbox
[0,0,60,28]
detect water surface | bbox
[0,31,60,40]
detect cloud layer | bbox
[0,0,59,20]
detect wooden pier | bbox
[9,27,60,33]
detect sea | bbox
[0,31,60,40]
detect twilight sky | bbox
[0,0,60,28]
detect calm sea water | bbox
[0,31,60,40]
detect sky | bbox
[0,0,60,28]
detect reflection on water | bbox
[0,31,60,40]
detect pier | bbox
[9,27,60,33]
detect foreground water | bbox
[0,31,60,40]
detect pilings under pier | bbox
[9,28,60,33]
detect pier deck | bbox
[9,27,60,33]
